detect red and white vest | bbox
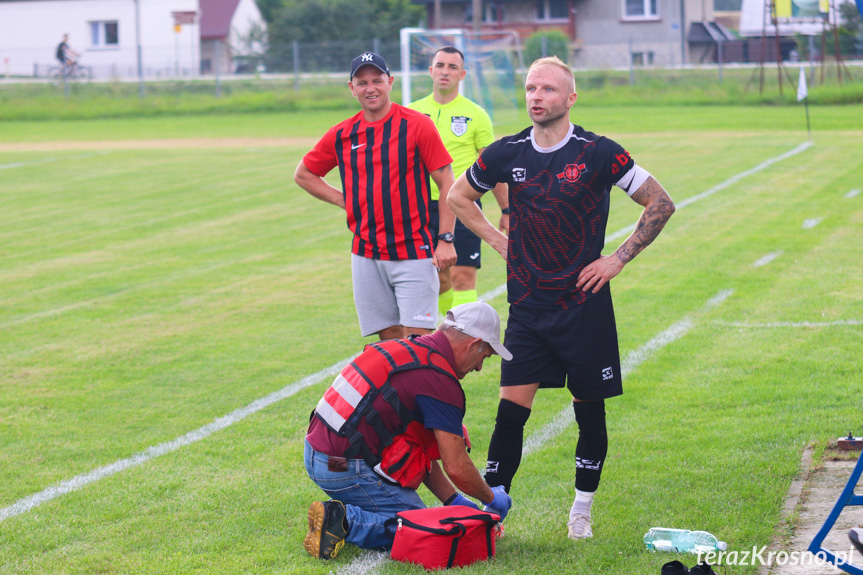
[314,337,459,473]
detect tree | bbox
[268,0,422,43]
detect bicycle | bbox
[48,60,91,84]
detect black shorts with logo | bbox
[500,287,622,400]
[429,200,483,269]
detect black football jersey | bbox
[466,123,635,310]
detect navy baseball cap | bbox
[350,52,390,79]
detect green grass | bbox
[2,64,863,121]
[0,105,862,574]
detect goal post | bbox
[399,27,524,125]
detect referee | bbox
[295,52,458,340]
[448,57,676,540]
[408,46,509,313]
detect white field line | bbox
[802,217,824,229]
[846,189,860,199]
[0,355,354,522]
[753,250,784,268]
[715,319,863,328]
[334,551,389,575]
[0,141,806,525]
[0,152,110,171]
[605,141,813,244]
[522,289,733,457]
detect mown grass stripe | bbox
[0,355,354,522]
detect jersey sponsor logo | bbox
[557,163,587,183]
[610,151,632,175]
[450,116,469,137]
[512,168,526,182]
[601,366,614,381]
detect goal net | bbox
[399,27,524,126]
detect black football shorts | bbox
[500,287,623,400]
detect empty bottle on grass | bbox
[644,527,727,553]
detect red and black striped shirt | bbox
[303,103,452,260]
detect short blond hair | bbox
[527,56,576,92]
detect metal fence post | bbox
[215,40,222,97]
[293,40,300,91]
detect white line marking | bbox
[716,319,862,328]
[0,355,354,522]
[0,152,110,171]
[846,189,860,199]
[606,142,813,243]
[334,551,388,575]
[523,289,733,457]
[753,250,784,268]
[0,141,806,523]
[802,217,823,229]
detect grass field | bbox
[1,103,862,574]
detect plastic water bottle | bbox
[643,527,727,553]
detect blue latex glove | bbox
[483,485,512,520]
[447,493,480,510]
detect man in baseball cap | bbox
[443,301,512,361]
[350,51,390,79]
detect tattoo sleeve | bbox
[616,176,676,264]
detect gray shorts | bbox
[351,254,439,337]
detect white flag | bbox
[797,67,808,102]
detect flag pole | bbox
[804,97,811,141]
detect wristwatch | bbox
[437,232,454,243]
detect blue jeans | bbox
[303,440,427,550]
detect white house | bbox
[0,0,265,79]
[200,0,266,75]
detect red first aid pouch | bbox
[390,505,502,570]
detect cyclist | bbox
[55,34,80,76]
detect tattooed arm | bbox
[576,176,676,294]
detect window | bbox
[622,0,659,20]
[90,21,119,48]
[536,0,569,21]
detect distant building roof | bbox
[200,0,241,40]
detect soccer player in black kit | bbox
[448,57,676,540]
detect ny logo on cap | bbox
[361,53,374,62]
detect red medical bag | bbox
[390,505,502,570]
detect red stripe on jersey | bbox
[303,104,451,260]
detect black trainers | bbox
[661,560,689,575]
[689,561,719,575]
[304,500,347,560]
[850,528,863,555]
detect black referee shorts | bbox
[500,288,623,401]
[429,200,483,268]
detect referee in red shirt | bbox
[295,52,458,340]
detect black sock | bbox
[573,400,608,493]
[484,399,531,493]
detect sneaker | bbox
[567,512,593,539]
[850,528,863,555]
[689,562,718,575]
[661,561,689,575]
[304,500,347,560]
